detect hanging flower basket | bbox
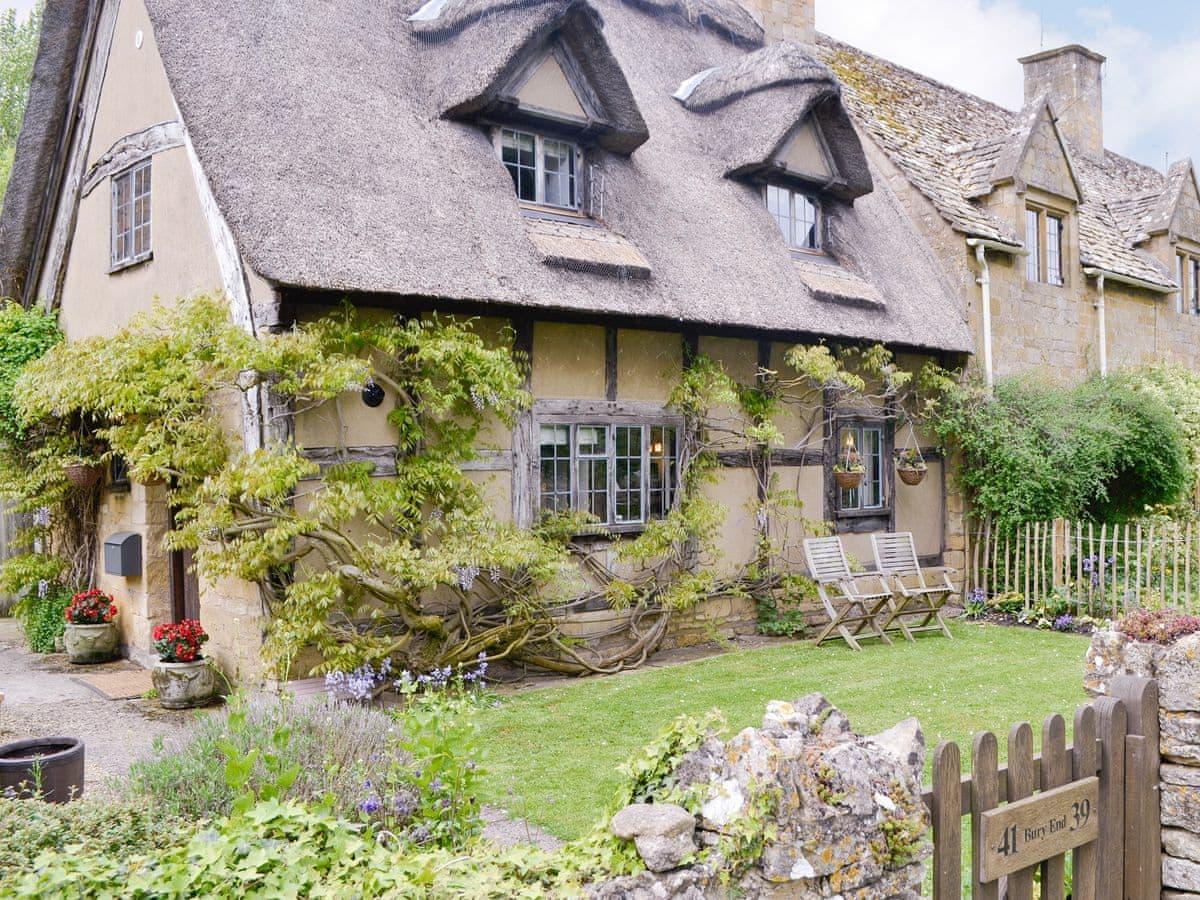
[834,468,864,490]
[894,428,927,487]
[63,462,103,489]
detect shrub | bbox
[925,370,1191,527]
[0,795,189,871]
[124,693,400,821]
[1116,608,1200,644]
[12,586,71,652]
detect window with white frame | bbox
[835,422,886,512]
[499,128,579,210]
[765,184,820,251]
[111,159,152,269]
[1025,205,1065,286]
[538,422,678,526]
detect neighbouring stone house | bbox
[0,0,1192,682]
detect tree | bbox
[0,6,42,207]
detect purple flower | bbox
[359,795,382,815]
[1053,614,1076,632]
[429,777,444,792]
[393,793,417,818]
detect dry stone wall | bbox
[588,694,930,899]
[1085,630,1200,896]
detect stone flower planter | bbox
[152,658,217,709]
[63,621,119,664]
[0,737,85,803]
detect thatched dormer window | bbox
[497,128,582,212]
[766,184,821,253]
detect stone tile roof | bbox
[815,36,1177,289]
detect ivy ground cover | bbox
[475,622,1089,839]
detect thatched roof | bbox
[1,0,972,354]
[0,1,91,298]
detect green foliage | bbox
[12,585,70,653]
[754,575,815,637]
[0,301,62,444]
[123,693,401,822]
[0,794,188,872]
[0,6,41,207]
[924,368,1191,527]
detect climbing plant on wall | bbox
[14,295,925,676]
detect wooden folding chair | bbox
[802,536,893,651]
[871,532,956,641]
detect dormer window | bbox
[498,128,580,211]
[766,184,821,252]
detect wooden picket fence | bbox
[923,676,1160,899]
[966,517,1200,614]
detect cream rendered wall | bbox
[59,0,223,340]
[532,322,606,398]
[617,328,681,403]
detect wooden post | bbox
[1072,703,1099,900]
[1005,722,1037,900]
[1174,521,1180,606]
[982,516,992,598]
[931,741,962,900]
[1135,523,1143,607]
[1039,713,1070,900]
[1005,532,1012,594]
[972,731,1001,900]
[1094,696,1127,900]
[1052,517,1064,589]
[1024,523,1032,610]
[1077,522,1084,608]
[1109,676,1161,900]
[1097,523,1107,617]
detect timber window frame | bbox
[1024,204,1066,286]
[496,127,582,212]
[110,158,152,272]
[536,420,680,531]
[1177,251,1200,315]
[764,183,822,253]
[830,418,892,523]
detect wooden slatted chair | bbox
[802,536,893,651]
[870,532,956,641]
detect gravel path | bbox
[0,617,561,848]
[0,618,194,793]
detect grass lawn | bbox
[475,622,1090,840]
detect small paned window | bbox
[1025,205,1066,286]
[765,184,820,251]
[1178,253,1200,316]
[111,159,152,269]
[499,128,579,210]
[1193,258,1200,315]
[1178,254,1187,314]
[1046,214,1064,286]
[836,422,885,512]
[537,422,679,527]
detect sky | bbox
[2,0,1196,170]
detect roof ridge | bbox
[814,33,1017,121]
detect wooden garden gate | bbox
[923,676,1161,899]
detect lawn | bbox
[475,622,1090,839]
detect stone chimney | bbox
[1018,45,1106,160]
[738,0,815,44]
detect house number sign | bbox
[978,776,1099,882]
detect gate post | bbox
[1109,676,1161,900]
[1094,695,1127,900]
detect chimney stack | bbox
[1018,45,1106,160]
[738,0,815,44]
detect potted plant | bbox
[62,589,119,664]
[150,619,216,709]
[894,448,927,486]
[62,458,103,489]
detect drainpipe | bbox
[966,238,1026,389]
[1082,267,1176,378]
[1094,271,1107,377]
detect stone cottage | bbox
[0,0,1193,680]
